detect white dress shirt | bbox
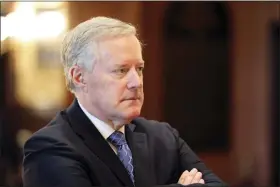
[78,100,125,154]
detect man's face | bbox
[83,35,144,124]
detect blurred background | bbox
[0,1,279,187]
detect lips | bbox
[125,97,140,100]
[122,97,140,101]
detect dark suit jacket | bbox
[22,99,226,187]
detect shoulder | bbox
[132,117,180,142]
[23,112,76,157]
[22,112,88,174]
[133,117,178,134]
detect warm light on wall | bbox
[1,2,66,42]
[1,16,9,41]
[9,2,69,115]
[35,11,66,39]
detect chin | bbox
[124,107,141,120]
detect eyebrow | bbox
[114,61,145,68]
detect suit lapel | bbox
[63,99,134,187]
[126,123,156,186]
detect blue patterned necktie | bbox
[107,131,135,184]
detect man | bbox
[22,17,226,187]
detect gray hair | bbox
[61,16,137,93]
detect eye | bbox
[136,66,144,75]
[114,68,128,75]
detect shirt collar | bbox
[77,100,125,140]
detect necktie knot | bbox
[107,131,127,148]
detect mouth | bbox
[122,97,140,101]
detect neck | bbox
[76,96,129,130]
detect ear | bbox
[69,65,85,87]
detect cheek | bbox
[111,82,131,103]
[89,74,128,102]
[106,81,127,100]
[116,85,128,100]
[87,78,107,98]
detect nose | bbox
[127,68,142,90]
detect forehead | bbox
[98,35,143,65]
